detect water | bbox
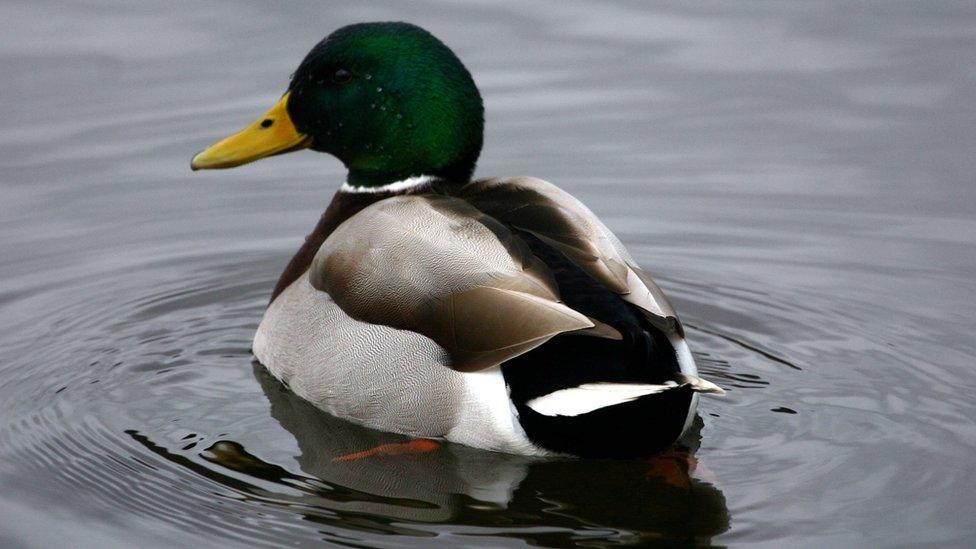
[1,1,974,546]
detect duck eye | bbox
[332,68,353,84]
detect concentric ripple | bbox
[0,244,747,546]
[2,233,973,547]
[2,223,973,547]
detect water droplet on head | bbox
[376,86,383,93]
[365,74,372,80]
[396,113,403,120]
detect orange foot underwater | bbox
[332,438,441,463]
[645,450,719,488]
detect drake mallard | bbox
[191,22,722,458]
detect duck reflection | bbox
[201,363,730,544]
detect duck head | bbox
[191,22,484,188]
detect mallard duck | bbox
[191,22,722,458]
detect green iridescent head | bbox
[191,22,484,188]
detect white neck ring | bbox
[339,174,435,194]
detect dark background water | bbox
[1,1,975,547]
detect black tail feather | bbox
[502,231,691,457]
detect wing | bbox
[308,194,594,372]
[455,177,681,334]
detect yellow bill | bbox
[191,92,311,170]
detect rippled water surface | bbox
[2,1,975,547]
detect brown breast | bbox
[269,190,403,303]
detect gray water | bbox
[2,1,975,547]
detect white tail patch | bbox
[525,375,725,418]
[526,382,676,417]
